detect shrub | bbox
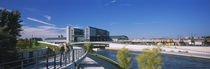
[117,47,132,69]
[136,47,163,69]
[85,42,93,53]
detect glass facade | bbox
[84,26,111,41]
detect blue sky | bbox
[1,0,210,39]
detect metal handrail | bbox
[0,44,87,69]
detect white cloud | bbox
[44,15,51,21]
[105,0,117,6]
[0,7,12,11]
[21,26,65,38]
[38,26,65,30]
[111,0,117,3]
[20,22,24,24]
[27,17,55,26]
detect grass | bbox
[89,53,122,69]
[17,43,60,53]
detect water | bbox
[95,50,210,69]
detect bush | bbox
[136,47,163,69]
[117,47,132,69]
[85,42,93,53]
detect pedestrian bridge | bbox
[0,42,89,69]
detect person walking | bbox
[60,43,65,63]
[66,43,71,62]
[63,43,68,61]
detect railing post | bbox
[36,51,39,69]
[46,48,49,69]
[21,60,23,69]
[54,53,56,69]
[60,52,62,67]
[72,49,74,62]
[65,52,67,66]
[75,49,77,60]
[69,51,71,63]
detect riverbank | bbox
[106,43,210,59]
[79,54,120,69]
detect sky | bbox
[1,0,210,39]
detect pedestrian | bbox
[60,43,65,60]
[66,43,71,62]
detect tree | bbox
[29,39,32,48]
[66,42,71,46]
[136,47,163,69]
[203,39,208,46]
[116,47,132,69]
[0,9,22,63]
[85,42,93,53]
[34,40,39,46]
[16,39,24,48]
[191,38,195,45]
[24,38,28,48]
[179,40,185,46]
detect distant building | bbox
[110,35,129,41]
[44,26,113,43]
[44,35,66,43]
[132,38,210,46]
[84,26,111,41]
[71,28,84,42]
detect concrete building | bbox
[84,26,111,41]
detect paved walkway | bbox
[78,55,120,69]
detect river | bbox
[95,49,210,69]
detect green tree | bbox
[136,47,163,69]
[0,9,22,63]
[66,42,71,46]
[34,40,39,46]
[179,40,186,46]
[29,39,32,48]
[191,38,195,45]
[117,47,132,69]
[16,39,24,48]
[203,39,208,46]
[85,42,93,53]
[24,38,28,48]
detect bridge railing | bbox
[0,44,88,69]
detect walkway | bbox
[78,55,120,69]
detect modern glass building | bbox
[84,26,111,41]
[45,26,112,43]
[71,28,84,42]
